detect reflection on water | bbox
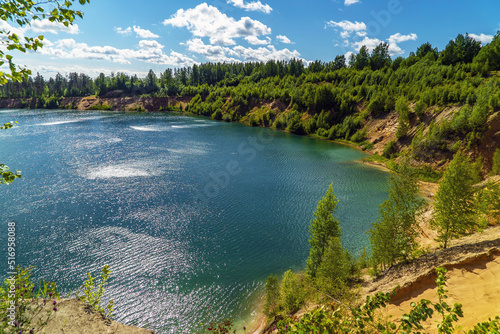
[0,110,389,333]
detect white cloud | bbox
[232,44,301,62]
[387,43,403,56]
[114,26,159,39]
[386,33,418,56]
[0,20,25,39]
[388,32,417,44]
[326,20,366,38]
[184,38,229,57]
[469,33,494,44]
[183,38,302,63]
[227,0,272,14]
[244,36,271,45]
[133,25,159,39]
[138,40,164,49]
[344,0,360,5]
[115,27,132,35]
[27,19,80,35]
[351,36,382,51]
[162,3,271,45]
[345,51,355,62]
[38,38,196,67]
[276,35,293,44]
[32,64,148,79]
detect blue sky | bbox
[4,0,500,78]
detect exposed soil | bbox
[23,298,154,334]
[364,225,500,332]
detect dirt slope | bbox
[23,298,154,334]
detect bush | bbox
[382,140,397,159]
[211,108,223,120]
[280,270,305,315]
[350,128,366,143]
[493,148,500,175]
[264,274,281,318]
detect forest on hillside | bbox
[2,32,500,175]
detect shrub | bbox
[211,108,223,120]
[382,140,397,159]
[264,274,281,318]
[280,270,305,315]
[492,148,500,175]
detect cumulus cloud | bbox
[244,36,271,45]
[328,19,417,57]
[386,33,418,56]
[345,51,355,62]
[162,3,271,45]
[27,19,80,34]
[469,33,494,44]
[38,38,196,67]
[183,37,302,63]
[326,20,366,38]
[388,32,418,44]
[344,0,360,5]
[227,0,272,14]
[115,27,132,35]
[133,25,159,39]
[276,35,293,44]
[232,44,301,62]
[115,26,159,39]
[351,36,382,51]
[31,64,148,78]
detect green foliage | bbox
[476,181,500,225]
[1,121,21,185]
[276,267,464,334]
[382,140,397,159]
[432,151,479,248]
[88,102,112,111]
[0,0,89,84]
[79,265,114,319]
[395,96,411,123]
[306,183,341,278]
[280,270,305,315]
[0,266,60,333]
[474,31,500,71]
[492,148,500,175]
[414,100,426,121]
[315,237,352,297]
[370,162,425,269]
[468,316,500,333]
[350,128,366,143]
[440,33,481,66]
[264,274,281,318]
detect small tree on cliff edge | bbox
[306,183,341,278]
[432,150,479,248]
[370,161,424,269]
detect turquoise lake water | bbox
[0,109,389,333]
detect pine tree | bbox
[369,162,424,269]
[306,183,341,278]
[263,274,280,318]
[431,151,478,248]
[315,237,351,296]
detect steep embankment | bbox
[0,95,191,112]
[22,298,154,334]
[2,95,499,176]
[363,225,500,333]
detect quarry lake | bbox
[0,109,389,333]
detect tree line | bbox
[4,31,497,175]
